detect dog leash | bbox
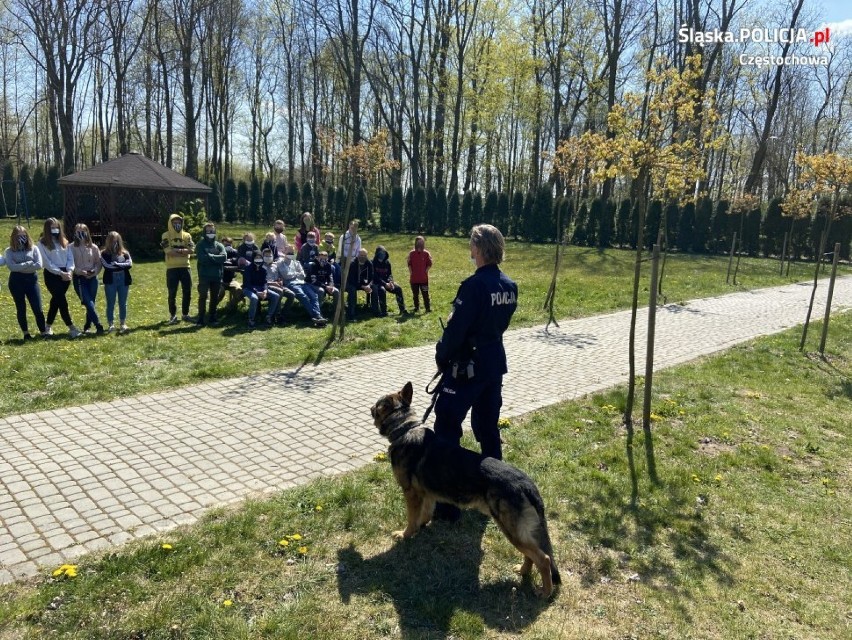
[421,370,442,424]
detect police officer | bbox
[433,224,518,519]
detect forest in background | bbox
[0,0,850,255]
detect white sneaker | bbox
[107,325,115,333]
[168,316,179,325]
[120,324,129,333]
[44,325,54,336]
[69,326,81,339]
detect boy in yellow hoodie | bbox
[161,213,195,324]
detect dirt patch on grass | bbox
[698,437,734,456]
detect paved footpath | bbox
[1,277,851,584]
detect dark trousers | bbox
[166,268,192,316]
[371,283,406,315]
[197,277,221,323]
[410,283,430,311]
[43,270,74,327]
[8,272,46,335]
[433,373,504,460]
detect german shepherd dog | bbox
[371,381,561,598]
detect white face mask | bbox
[206,233,216,240]
[470,257,477,267]
[254,259,263,265]
[51,228,60,236]
[263,256,273,264]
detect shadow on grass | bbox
[573,431,735,624]
[337,514,551,638]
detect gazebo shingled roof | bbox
[58,153,210,252]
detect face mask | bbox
[358,257,366,264]
[324,240,333,246]
[254,258,263,265]
[377,252,386,260]
[284,254,293,262]
[76,232,88,242]
[51,228,60,236]
[18,236,28,247]
[113,244,120,253]
[244,241,254,247]
[173,223,182,232]
[319,258,327,265]
[263,256,273,264]
[470,257,477,267]
[307,240,316,246]
[206,233,216,240]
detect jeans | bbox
[197,277,222,323]
[288,282,322,319]
[243,288,281,322]
[8,272,46,335]
[166,267,192,316]
[43,270,74,327]
[314,285,340,310]
[104,270,130,325]
[74,274,102,329]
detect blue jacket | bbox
[436,264,517,377]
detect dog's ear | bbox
[401,381,413,406]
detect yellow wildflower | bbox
[315,505,323,512]
[278,539,290,547]
[223,599,233,607]
[374,452,388,462]
[161,543,173,550]
[298,546,308,555]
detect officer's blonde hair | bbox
[470,224,505,265]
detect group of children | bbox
[1,219,132,339]
[2,212,433,339]
[172,213,434,328]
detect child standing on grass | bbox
[4,225,48,340]
[71,223,104,334]
[407,235,432,313]
[101,231,133,333]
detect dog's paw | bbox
[391,530,407,540]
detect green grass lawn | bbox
[0,309,849,639]
[2,218,846,420]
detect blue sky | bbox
[819,0,851,23]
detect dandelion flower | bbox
[52,564,78,578]
[650,413,663,422]
[278,539,290,547]
[290,533,302,541]
[691,474,701,483]
[161,543,173,550]
[315,505,323,512]
[298,546,308,555]
[374,452,388,462]
[223,599,233,607]
[714,474,722,483]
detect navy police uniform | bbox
[434,263,517,460]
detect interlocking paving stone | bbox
[0,277,850,584]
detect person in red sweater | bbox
[406,235,432,313]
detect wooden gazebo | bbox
[58,153,211,251]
